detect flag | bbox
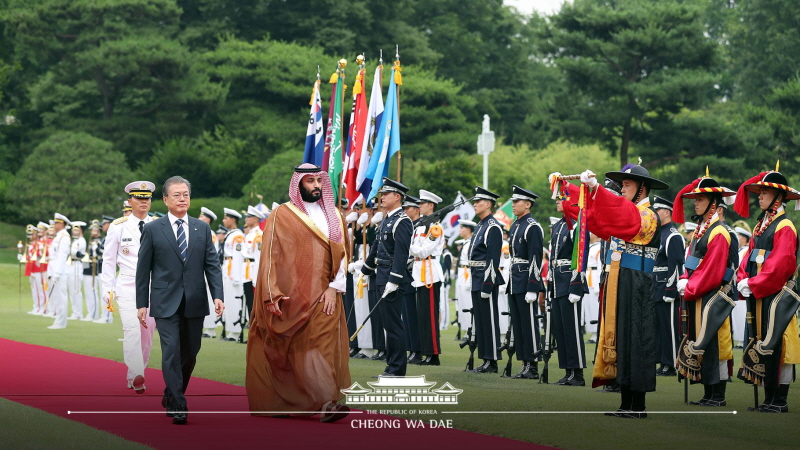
[321,72,339,171]
[255,202,269,231]
[365,61,402,200]
[443,192,477,245]
[493,200,514,229]
[327,69,345,204]
[302,79,324,166]
[356,65,385,202]
[344,67,368,206]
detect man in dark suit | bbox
[136,176,224,425]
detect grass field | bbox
[2,262,799,449]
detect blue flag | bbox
[365,67,401,200]
[303,79,324,166]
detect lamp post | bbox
[476,115,495,189]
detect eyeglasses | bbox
[169,193,190,199]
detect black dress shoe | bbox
[202,333,212,338]
[351,352,368,359]
[370,351,386,361]
[418,356,440,366]
[172,407,188,425]
[162,394,175,417]
[408,353,424,364]
[349,348,360,357]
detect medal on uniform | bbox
[122,247,129,255]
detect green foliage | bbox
[401,153,482,204]
[7,131,133,223]
[242,149,305,205]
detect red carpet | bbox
[0,339,545,449]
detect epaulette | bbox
[112,217,128,225]
[488,218,498,226]
[527,217,534,224]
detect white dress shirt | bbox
[303,201,346,292]
[167,212,189,248]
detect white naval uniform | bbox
[82,238,101,320]
[47,229,71,328]
[27,242,45,314]
[455,239,473,331]
[222,227,246,338]
[353,240,373,350]
[409,223,445,287]
[68,236,86,319]
[243,227,263,286]
[203,233,221,334]
[584,241,602,335]
[101,215,156,384]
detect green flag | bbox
[493,199,514,229]
[328,70,345,204]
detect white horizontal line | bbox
[441,411,738,414]
[67,411,365,414]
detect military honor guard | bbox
[67,221,87,320]
[122,200,132,216]
[366,206,387,360]
[547,181,587,386]
[439,241,454,330]
[46,213,72,329]
[243,205,265,332]
[576,163,667,418]
[347,207,375,357]
[94,217,115,324]
[673,172,736,407]
[455,220,476,335]
[409,189,446,366]
[506,185,545,379]
[401,195,424,363]
[361,178,413,377]
[101,181,158,393]
[735,165,800,413]
[81,220,104,321]
[22,225,44,315]
[198,207,220,338]
[468,186,505,373]
[221,208,245,342]
[651,196,685,376]
[585,233,602,344]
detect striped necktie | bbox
[175,219,187,261]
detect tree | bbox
[241,150,305,205]
[8,131,133,223]
[3,0,226,164]
[542,0,719,167]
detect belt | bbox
[686,255,734,282]
[459,265,469,268]
[605,239,657,273]
[245,258,255,262]
[118,268,136,277]
[376,258,393,267]
[553,259,571,267]
[224,256,233,260]
[653,266,668,272]
[511,258,529,264]
[468,261,486,268]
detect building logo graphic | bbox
[341,375,463,405]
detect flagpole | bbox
[338,59,347,209]
[395,45,402,182]
[377,50,384,213]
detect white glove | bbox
[499,284,506,294]
[347,262,357,273]
[16,253,23,262]
[677,279,688,295]
[480,292,491,299]
[371,212,384,224]
[525,292,537,304]
[233,281,242,289]
[568,294,581,304]
[348,260,364,274]
[580,169,598,188]
[102,291,113,304]
[382,282,398,298]
[357,213,369,225]
[737,278,752,297]
[346,212,358,223]
[548,172,562,185]
[663,297,675,303]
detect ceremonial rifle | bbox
[458,308,477,371]
[499,311,516,377]
[415,196,473,230]
[680,293,689,404]
[537,292,554,384]
[232,294,247,343]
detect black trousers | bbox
[509,293,541,362]
[551,295,586,369]
[377,284,407,376]
[472,287,501,361]
[368,286,385,351]
[243,281,254,325]
[402,283,421,353]
[154,296,204,408]
[344,273,358,349]
[654,300,679,366]
[416,282,442,356]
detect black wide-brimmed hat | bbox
[605,164,668,191]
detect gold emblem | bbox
[122,247,130,255]
[140,182,147,189]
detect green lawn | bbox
[1,262,799,449]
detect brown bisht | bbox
[246,203,351,414]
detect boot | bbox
[689,384,713,406]
[473,360,490,373]
[418,355,440,366]
[556,369,572,385]
[529,362,540,380]
[623,391,648,419]
[761,384,789,413]
[749,386,775,412]
[565,368,586,386]
[512,361,529,379]
[703,382,727,407]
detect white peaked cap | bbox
[419,190,442,204]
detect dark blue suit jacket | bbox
[136,216,223,318]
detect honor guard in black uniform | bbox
[401,195,423,364]
[506,186,545,379]
[361,178,414,376]
[367,201,386,360]
[469,186,505,373]
[651,196,685,376]
[549,190,587,386]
